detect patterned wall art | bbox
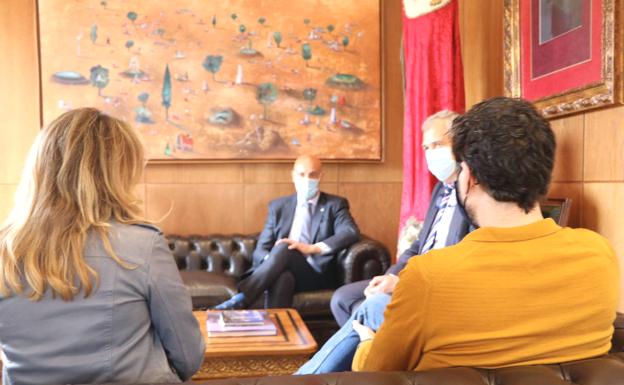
[38,0,383,161]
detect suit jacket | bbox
[387,182,474,275]
[252,192,360,273]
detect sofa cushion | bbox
[293,290,334,318]
[178,270,237,309]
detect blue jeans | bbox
[295,293,391,374]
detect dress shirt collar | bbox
[297,192,321,207]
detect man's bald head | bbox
[292,155,322,181]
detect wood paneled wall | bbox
[2,0,621,310]
[549,108,624,311]
[0,0,41,222]
[459,0,504,107]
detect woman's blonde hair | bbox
[0,108,145,301]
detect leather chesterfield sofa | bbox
[193,313,624,385]
[166,234,391,343]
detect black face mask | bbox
[454,169,478,228]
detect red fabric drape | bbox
[400,0,465,229]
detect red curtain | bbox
[399,0,465,229]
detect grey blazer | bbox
[0,223,205,385]
[252,192,360,273]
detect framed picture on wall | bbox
[37,0,383,162]
[504,0,623,118]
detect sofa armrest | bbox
[612,312,624,353]
[339,237,391,284]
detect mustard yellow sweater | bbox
[353,219,619,371]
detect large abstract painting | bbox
[37,0,382,161]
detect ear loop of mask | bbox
[455,165,479,228]
[463,177,471,208]
[455,167,470,215]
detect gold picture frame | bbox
[504,0,623,118]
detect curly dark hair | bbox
[451,97,555,213]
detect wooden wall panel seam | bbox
[581,116,586,183]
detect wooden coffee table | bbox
[193,308,318,380]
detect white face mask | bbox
[294,177,320,201]
[425,146,458,182]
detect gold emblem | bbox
[404,0,451,19]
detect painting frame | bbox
[504,0,623,119]
[35,0,385,164]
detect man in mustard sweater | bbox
[352,97,620,371]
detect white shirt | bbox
[288,193,320,241]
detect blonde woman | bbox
[0,108,204,384]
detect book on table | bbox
[220,310,265,326]
[206,310,277,337]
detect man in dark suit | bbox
[215,155,360,310]
[297,110,474,374]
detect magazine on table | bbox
[206,310,277,337]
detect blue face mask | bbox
[294,177,320,201]
[425,147,458,182]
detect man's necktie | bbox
[298,202,314,244]
[421,185,454,253]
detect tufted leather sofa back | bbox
[166,234,391,285]
[167,234,258,279]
